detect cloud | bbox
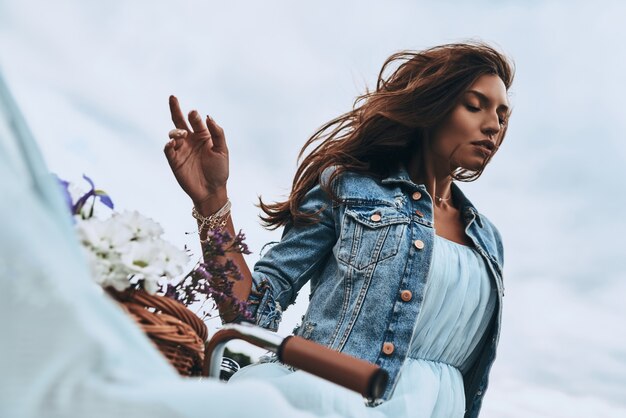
[1,0,625,414]
[483,377,626,418]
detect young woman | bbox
[165,42,514,418]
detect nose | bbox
[481,112,501,140]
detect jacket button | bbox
[414,239,425,250]
[382,342,395,355]
[412,191,422,200]
[400,290,412,302]
[370,213,382,222]
[414,210,424,217]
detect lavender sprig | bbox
[170,229,252,321]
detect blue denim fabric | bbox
[244,166,504,418]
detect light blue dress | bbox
[231,235,496,418]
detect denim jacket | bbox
[245,165,504,418]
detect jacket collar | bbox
[380,165,483,227]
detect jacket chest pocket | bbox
[336,205,409,270]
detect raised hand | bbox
[164,95,253,316]
[164,95,229,209]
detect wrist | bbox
[193,188,229,216]
[193,199,231,238]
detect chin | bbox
[458,159,487,173]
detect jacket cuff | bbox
[243,276,282,331]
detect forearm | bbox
[194,190,252,322]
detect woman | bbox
[165,42,513,418]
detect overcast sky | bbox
[1,1,625,416]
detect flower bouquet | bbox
[58,175,250,376]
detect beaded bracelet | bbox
[192,199,231,233]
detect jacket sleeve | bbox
[243,176,338,331]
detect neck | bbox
[406,142,454,208]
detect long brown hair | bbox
[260,42,515,229]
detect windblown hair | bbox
[260,42,515,229]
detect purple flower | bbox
[169,228,251,320]
[55,174,74,217]
[73,174,114,217]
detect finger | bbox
[168,128,188,139]
[167,129,186,151]
[169,95,191,131]
[206,115,227,151]
[174,136,185,151]
[164,139,177,161]
[188,110,212,142]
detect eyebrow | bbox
[465,90,510,114]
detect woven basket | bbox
[107,287,208,376]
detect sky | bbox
[1,0,625,416]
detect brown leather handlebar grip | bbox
[278,336,388,400]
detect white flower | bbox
[120,240,189,294]
[160,241,190,278]
[81,247,131,291]
[75,207,188,295]
[121,240,166,274]
[76,218,108,250]
[101,215,135,249]
[76,216,133,253]
[114,210,164,241]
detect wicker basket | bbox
[107,288,208,376]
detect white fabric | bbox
[0,73,357,418]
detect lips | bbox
[472,140,495,155]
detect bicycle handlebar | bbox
[203,323,388,400]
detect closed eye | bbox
[466,102,507,126]
[464,90,510,128]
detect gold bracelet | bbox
[192,199,231,233]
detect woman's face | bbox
[429,73,509,173]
